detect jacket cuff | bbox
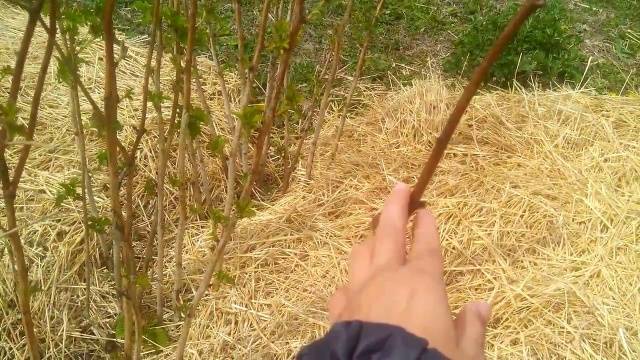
[297,321,446,359]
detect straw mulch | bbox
[1,3,639,359]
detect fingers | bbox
[332,240,373,323]
[328,287,348,324]
[454,301,491,360]
[373,183,411,267]
[408,208,443,276]
[349,240,372,289]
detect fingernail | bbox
[474,301,491,324]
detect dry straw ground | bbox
[1,3,639,359]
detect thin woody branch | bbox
[371,0,546,228]
[331,0,385,159]
[241,0,305,200]
[305,0,353,179]
[38,17,131,162]
[0,1,54,359]
[176,2,307,357]
[173,0,197,315]
[101,0,142,357]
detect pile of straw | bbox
[1,3,638,358]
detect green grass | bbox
[345,0,638,93]
[576,0,639,93]
[444,0,586,88]
[113,0,639,94]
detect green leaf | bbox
[209,208,229,225]
[4,121,26,139]
[88,216,111,234]
[122,87,134,102]
[308,0,331,23]
[56,57,72,85]
[87,21,103,39]
[114,313,125,339]
[1,102,17,120]
[168,175,181,188]
[54,192,67,207]
[189,205,204,216]
[164,7,188,44]
[187,107,207,138]
[203,2,232,34]
[136,274,151,290]
[207,135,226,157]
[144,325,170,347]
[267,19,291,54]
[169,54,182,70]
[96,150,108,167]
[60,7,83,36]
[0,65,13,82]
[235,199,256,219]
[215,270,235,285]
[0,103,24,140]
[114,120,124,133]
[280,84,304,115]
[203,2,217,23]
[148,90,168,107]
[238,171,250,186]
[89,110,121,136]
[143,177,156,196]
[115,42,129,66]
[195,28,209,49]
[234,104,264,135]
[54,177,81,206]
[132,0,153,25]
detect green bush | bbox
[444,0,586,88]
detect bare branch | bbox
[232,0,247,90]
[254,57,280,187]
[67,45,92,318]
[121,12,158,180]
[173,0,198,315]
[5,0,45,106]
[176,1,306,356]
[305,0,353,179]
[331,0,385,159]
[370,0,546,229]
[102,1,139,357]
[150,1,167,322]
[10,1,58,193]
[207,28,235,130]
[0,1,52,358]
[193,62,218,136]
[281,108,313,193]
[241,0,305,200]
[239,0,272,108]
[39,16,131,164]
[187,138,203,205]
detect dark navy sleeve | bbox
[297,321,447,360]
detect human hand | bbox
[328,183,491,359]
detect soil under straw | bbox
[1,3,639,359]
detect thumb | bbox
[454,301,491,360]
